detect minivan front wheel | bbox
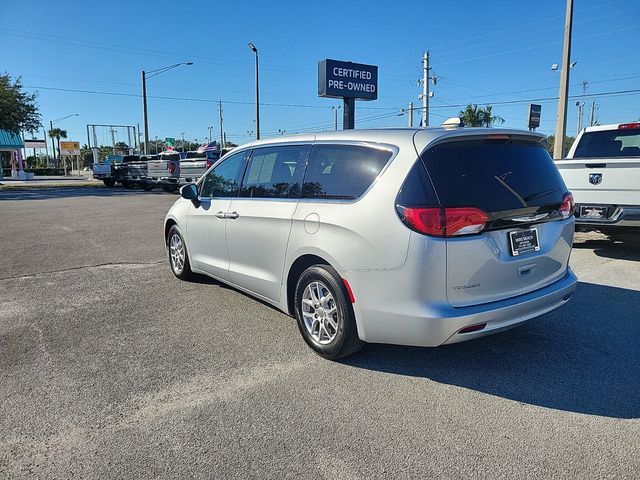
[167,225,193,280]
[294,265,363,360]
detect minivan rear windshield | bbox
[422,138,566,212]
[573,128,640,158]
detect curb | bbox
[0,182,104,190]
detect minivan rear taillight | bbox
[559,192,574,219]
[397,206,488,237]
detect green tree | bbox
[459,104,505,127]
[0,73,41,134]
[545,135,575,158]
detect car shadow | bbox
[573,232,640,262]
[0,186,168,201]
[342,281,640,419]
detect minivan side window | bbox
[239,145,310,199]
[199,150,248,198]
[302,145,393,200]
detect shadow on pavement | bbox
[573,232,640,262]
[343,281,640,419]
[0,187,172,201]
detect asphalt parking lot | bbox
[1,187,639,479]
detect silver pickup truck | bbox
[555,122,640,234]
[146,150,220,193]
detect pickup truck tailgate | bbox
[555,158,640,205]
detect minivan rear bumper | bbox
[349,267,577,347]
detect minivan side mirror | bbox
[180,183,198,201]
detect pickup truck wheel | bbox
[103,179,116,187]
[167,226,194,280]
[122,181,134,189]
[162,184,178,193]
[294,265,364,360]
[143,183,154,191]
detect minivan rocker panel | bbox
[164,127,577,359]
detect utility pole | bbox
[408,102,414,127]
[589,100,597,126]
[218,101,224,149]
[248,43,260,140]
[553,0,574,159]
[331,105,341,130]
[420,52,430,127]
[142,70,149,154]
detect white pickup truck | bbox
[555,122,640,233]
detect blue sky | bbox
[3,0,639,147]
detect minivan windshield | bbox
[573,127,640,158]
[422,138,567,212]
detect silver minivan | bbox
[164,126,577,359]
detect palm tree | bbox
[48,128,67,167]
[458,104,505,127]
[481,105,505,127]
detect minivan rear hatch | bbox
[414,133,573,307]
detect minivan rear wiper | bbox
[494,174,527,207]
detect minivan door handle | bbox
[226,211,239,219]
[214,211,226,219]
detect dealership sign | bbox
[528,104,541,129]
[318,59,378,101]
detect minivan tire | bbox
[294,265,364,360]
[167,225,194,280]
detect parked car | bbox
[555,122,640,235]
[180,150,220,184]
[163,125,577,359]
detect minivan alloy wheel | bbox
[301,281,339,344]
[169,233,185,274]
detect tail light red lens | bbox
[559,192,574,219]
[444,207,489,236]
[168,162,176,174]
[206,159,214,169]
[397,206,488,237]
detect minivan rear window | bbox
[422,138,566,212]
[302,145,392,200]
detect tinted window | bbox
[160,153,180,161]
[574,128,640,158]
[122,155,140,163]
[422,139,566,212]
[199,150,248,198]
[185,151,206,159]
[302,145,392,200]
[397,161,439,206]
[239,145,309,198]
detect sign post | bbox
[318,59,378,130]
[528,104,542,131]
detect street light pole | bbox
[248,43,260,140]
[49,113,79,167]
[553,0,574,159]
[141,62,193,156]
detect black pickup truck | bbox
[112,154,159,190]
